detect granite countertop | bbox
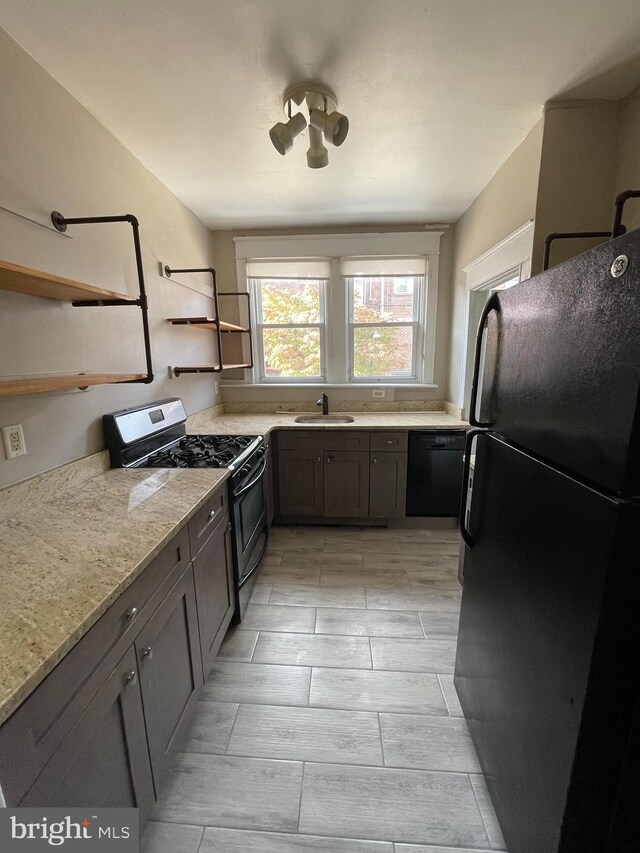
[187,410,469,434]
[0,466,229,725]
[0,408,467,727]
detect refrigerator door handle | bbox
[469,294,500,428]
[459,428,487,549]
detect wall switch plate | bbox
[2,424,27,459]
[372,389,386,399]
[215,382,220,394]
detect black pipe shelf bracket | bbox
[542,188,640,272]
[164,266,254,377]
[612,189,640,238]
[50,211,154,384]
[542,230,613,272]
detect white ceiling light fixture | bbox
[268,82,349,169]
[268,112,307,155]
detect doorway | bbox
[462,268,521,417]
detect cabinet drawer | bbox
[0,526,189,806]
[188,484,228,557]
[278,430,370,452]
[370,431,408,452]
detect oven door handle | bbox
[238,525,270,588]
[233,456,268,498]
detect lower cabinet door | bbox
[324,451,370,518]
[277,448,324,516]
[370,452,408,518]
[135,564,204,792]
[20,645,156,823]
[264,439,275,526]
[193,514,235,674]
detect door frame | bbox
[459,221,534,418]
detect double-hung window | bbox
[248,258,330,382]
[343,256,426,382]
[237,233,439,386]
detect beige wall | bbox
[616,84,640,232]
[211,224,453,406]
[448,119,544,407]
[531,100,621,272]
[0,29,220,488]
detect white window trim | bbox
[232,231,443,387]
[458,220,534,411]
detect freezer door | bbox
[455,432,640,853]
[472,228,640,497]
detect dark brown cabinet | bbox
[369,452,408,518]
[264,437,275,525]
[0,482,234,830]
[277,448,324,516]
[136,564,203,791]
[20,646,155,823]
[192,514,235,674]
[275,430,409,522]
[324,451,370,518]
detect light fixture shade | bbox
[309,108,349,147]
[306,126,329,169]
[269,112,307,155]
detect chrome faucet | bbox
[317,393,329,416]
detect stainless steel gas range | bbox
[103,397,268,620]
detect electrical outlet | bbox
[2,424,27,459]
[372,389,386,399]
[159,261,171,279]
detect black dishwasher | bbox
[406,431,466,516]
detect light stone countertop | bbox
[0,409,467,727]
[186,410,469,434]
[0,466,229,725]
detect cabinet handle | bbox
[207,509,217,521]
[141,646,153,661]
[385,439,394,445]
[316,456,321,463]
[326,455,333,463]
[372,457,378,464]
[125,607,138,622]
[226,521,232,532]
[125,670,138,687]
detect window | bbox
[249,258,329,382]
[343,256,426,382]
[236,232,441,386]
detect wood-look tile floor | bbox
[143,526,508,853]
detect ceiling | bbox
[2,0,640,229]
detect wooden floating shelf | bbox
[167,316,249,332]
[0,260,136,303]
[0,373,146,397]
[173,363,251,375]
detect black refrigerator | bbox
[455,228,640,853]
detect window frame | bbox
[346,274,426,383]
[232,231,443,389]
[252,276,328,383]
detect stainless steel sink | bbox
[294,415,355,424]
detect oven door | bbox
[232,451,269,619]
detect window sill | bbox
[219,382,439,390]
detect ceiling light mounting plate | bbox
[282,82,338,117]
